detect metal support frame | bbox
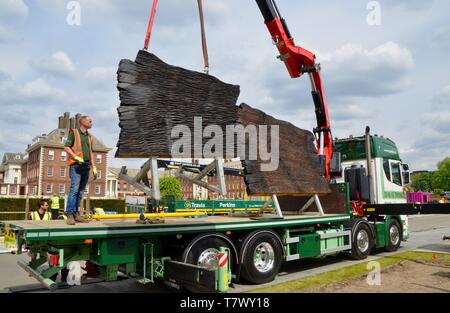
[298,194,325,216]
[257,195,283,217]
[176,158,227,196]
[119,157,228,201]
[119,157,161,200]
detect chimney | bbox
[75,113,82,128]
[63,112,70,129]
[69,117,76,129]
[58,116,64,129]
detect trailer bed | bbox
[3,214,349,241]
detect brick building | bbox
[25,112,111,197]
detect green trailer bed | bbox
[3,213,349,241]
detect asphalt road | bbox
[1,214,449,293]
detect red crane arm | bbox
[256,0,333,181]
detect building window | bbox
[46,184,52,193]
[59,184,65,194]
[0,186,7,195]
[95,185,101,195]
[61,151,67,161]
[10,186,17,195]
[14,177,18,184]
[60,167,66,177]
[96,154,102,164]
[47,167,53,177]
[97,170,101,179]
[48,150,55,161]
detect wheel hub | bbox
[253,242,275,273]
[390,225,400,245]
[197,248,219,270]
[357,229,370,253]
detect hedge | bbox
[0,198,126,221]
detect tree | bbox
[432,157,450,192]
[159,176,182,200]
[410,172,433,192]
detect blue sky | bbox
[0,0,449,171]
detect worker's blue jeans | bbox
[66,163,90,216]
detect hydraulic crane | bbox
[255,0,333,181]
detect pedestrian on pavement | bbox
[30,199,52,221]
[64,115,98,225]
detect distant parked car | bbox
[445,191,450,200]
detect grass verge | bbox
[246,251,450,293]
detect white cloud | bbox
[0,71,10,83]
[31,51,76,78]
[85,66,116,89]
[330,104,373,121]
[0,129,33,153]
[319,42,414,98]
[0,79,65,104]
[0,0,28,21]
[433,84,450,104]
[0,0,28,42]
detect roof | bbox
[1,153,27,165]
[27,128,111,153]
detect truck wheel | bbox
[385,219,401,252]
[182,236,233,293]
[350,222,373,260]
[183,237,233,271]
[240,232,283,284]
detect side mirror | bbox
[402,164,409,171]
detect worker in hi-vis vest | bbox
[50,193,61,219]
[30,199,52,221]
[64,115,98,225]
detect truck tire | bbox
[240,231,283,284]
[182,236,233,293]
[182,237,232,270]
[385,219,401,252]
[350,222,373,260]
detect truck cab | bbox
[333,134,410,239]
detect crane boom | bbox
[255,0,333,181]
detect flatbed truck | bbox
[1,181,408,292]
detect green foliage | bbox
[432,157,450,191]
[411,172,433,192]
[90,199,126,214]
[159,176,182,200]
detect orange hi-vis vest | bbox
[67,128,95,166]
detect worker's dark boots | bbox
[66,214,76,225]
[74,213,89,223]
